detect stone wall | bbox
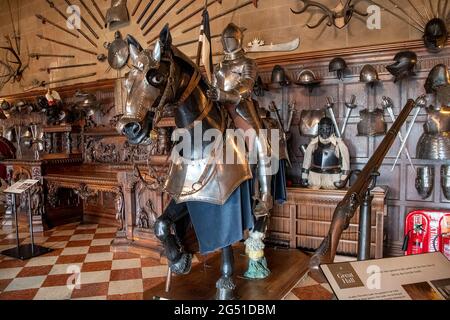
[0,0,431,96]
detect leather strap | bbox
[178,70,202,105]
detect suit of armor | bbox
[208,23,272,218]
[208,23,273,279]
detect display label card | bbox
[320,252,450,300]
[4,179,40,194]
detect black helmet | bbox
[318,117,334,139]
[424,64,450,94]
[329,57,347,80]
[423,18,448,53]
[271,65,289,86]
[386,51,417,83]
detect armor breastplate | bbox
[214,53,253,92]
[424,108,450,134]
[299,109,326,137]
[357,108,387,136]
[311,142,340,174]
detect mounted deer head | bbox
[291,0,367,29]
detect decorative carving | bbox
[114,186,125,231]
[73,183,98,201]
[136,183,158,229]
[47,182,59,208]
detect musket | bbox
[141,0,166,30]
[79,0,104,29]
[36,34,98,56]
[40,62,97,73]
[310,96,427,270]
[29,53,76,60]
[35,14,79,39]
[176,0,196,15]
[143,0,183,36]
[182,0,258,34]
[91,0,106,24]
[132,0,144,16]
[137,0,155,24]
[63,0,99,39]
[147,0,222,44]
[45,0,97,48]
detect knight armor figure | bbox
[301,117,350,190]
[208,23,274,279]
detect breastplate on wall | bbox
[299,109,326,137]
[311,142,340,174]
[417,108,450,160]
[423,108,450,134]
[357,108,387,136]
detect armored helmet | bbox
[360,64,379,84]
[424,64,450,94]
[221,23,244,54]
[271,65,289,86]
[106,0,130,30]
[0,100,11,111]
[423,18,448,53]
[318,117,334,139]
[296,69,321,86]
[386,51,417,83]
[329,57,347,80]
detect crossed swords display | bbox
[325,95,424,171]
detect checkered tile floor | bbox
[0,221,343,300]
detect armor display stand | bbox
[357,172,379,261]
[1,180,52,260]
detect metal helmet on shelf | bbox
[296,69,321,86]
[424,64,450,94]
[271,65,289,86]
[105,0,130,30]
[423,18,448,53]
[329,57,347,80]
[386,51,417,83]
[360,64,379,84]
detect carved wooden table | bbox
[1,158,83,231]
[268,186,388,259]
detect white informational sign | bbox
[321,252,450,300]
[4,179,40,194]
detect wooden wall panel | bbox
[258,45,450,257]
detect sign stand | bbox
[1,180,53,260]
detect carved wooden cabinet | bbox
[268,186,388,259]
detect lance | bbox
[147,0,222,44]
[132,0,144,16]
[176,0,196,15]
[63,0,99,39]
[79,0,103,29]
[143,0,183,36]
[175,27,248,47]
[367,1,424,33]
[32,72,97,88]
[36,34,98,56]
[141,0,166,30]
[29,53,76,60]
[137,0,155,24]
[182,0,258,34]
[40,62,97,73]
[443,0,449,18]
[45,0,97,48]
[35,14,79,39]
[91,0,106,24]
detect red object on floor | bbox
[404,210,450,259]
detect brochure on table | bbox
[4,179,40,194]
[321,252,450,300]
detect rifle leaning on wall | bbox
[309,95,427,272]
